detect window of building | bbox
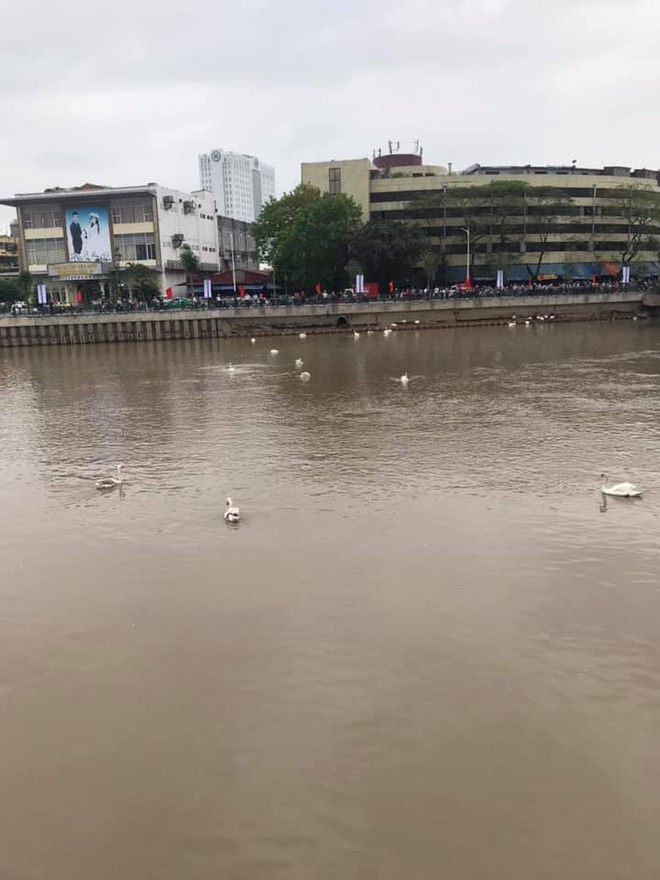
[112,201,154,224]
[114,232,157,261]
[22,207,62,229]
[328,167,342,195]
[26,237,66,265]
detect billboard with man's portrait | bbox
[65,206,112,263]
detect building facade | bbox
[199,149,275,223]
[0,182,220,302]
[0,234,19,273]
[302,152,660,283]
[216,215,258,274]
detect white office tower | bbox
[199,149,275,223]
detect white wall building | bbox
[199,149,275,223]
[0,182,220,302]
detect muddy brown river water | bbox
[1,322,659,879]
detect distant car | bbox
[163,297,194,309]
[11,300,29,313]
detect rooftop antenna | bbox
[388,140,393,154]
[414,139,419,153]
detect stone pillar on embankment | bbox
[0,291,647,348]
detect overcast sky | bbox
[2,0,659,231]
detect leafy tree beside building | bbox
[253,184,362,291]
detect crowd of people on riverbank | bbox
[1,278,657,316]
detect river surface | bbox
[1,322,659,879]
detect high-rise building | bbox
[199,149,275,223]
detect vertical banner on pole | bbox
[622,266,630,285]
[203,278,212,298]
[496,270,504,290]
[355,274,364,294]
[37,284,47,304]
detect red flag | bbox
[75,289,83,304]
[165,287,173,300]
[388,280,394,293]
[314,283,322,295]
[239,285,246,298]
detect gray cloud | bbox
[2,0,659,231]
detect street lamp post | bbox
[229,231,237,294]
[460,226,470,286]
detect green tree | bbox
[417,248,440,288]
[486,181,528,267]
[179,244,200,296]
[524,187,577,279]
[17,270,32,302]
[252,183,321,269]
[606,185,660,267]
[125,263,161,301]
[253,184,362,290]
[0,276,20,303]
[349,220,426,291]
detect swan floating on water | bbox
[96,463,123,490]
[224,497,240,522]
[299,332,307,339]
[295,358,304,368]
[270,349,279,355]
[508,321,516,327]
[383,328,392,336]
[250,337,256,344]
[353,330,360,340]
[600,474,642,498]
[400,372,409,386]
[299,371,311,381]
[228,363,236,373]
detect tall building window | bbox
[114,233,157,261]
[328,167,342,195]
[112,201,154,224]
[26,238,66,265]
[22,208,62,229]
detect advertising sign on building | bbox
[48,262,105,280]
[64,205,112,263]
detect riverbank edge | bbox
[0,291,652,347]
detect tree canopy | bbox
[253,184,362,290]
[349,220,426,291]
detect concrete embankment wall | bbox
[0,292,647,348]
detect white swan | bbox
[508,321,516,327]
[228,363,235,373]
[353,330,360,340]
[600,473,642,498]
[383,328,392,336]
[250,337,256,344]
[299,332,307,339]
[400,372,409,386]
[295,357,304,368]
[224,496,240,522]
[270,348,279,355]
[96,463,123,490]
[299,371,311,381]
